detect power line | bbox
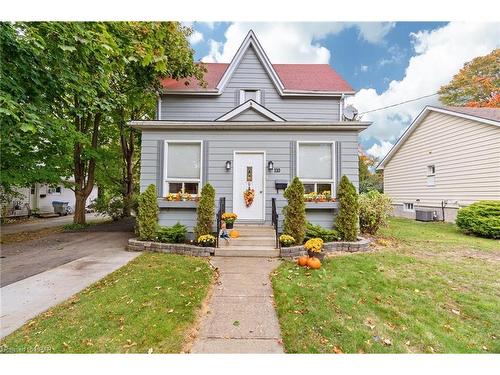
[358,93,439,115]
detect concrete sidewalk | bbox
[190,257,284,353]
[0,249,139,338]
[1,213,107,235]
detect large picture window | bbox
[297,142,335,195]
[164,141,202,195]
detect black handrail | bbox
[215,197,226,248]
[271,198,280,250]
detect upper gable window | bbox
[239,89,261,104]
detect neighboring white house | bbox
[2,182,98,217]
[377,106,500,222]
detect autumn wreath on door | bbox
[243,166,256,207]
[243,185,255,207]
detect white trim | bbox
[239,89,261,105]
[163,140,203,196]
[162,89,354,97]
[215,100,285,122]
[339,94,344,121]
[232,150,266,222]
[296,141,336,195]
[377,106,500,170]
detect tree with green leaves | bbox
[1,22,205,224]
[439,48,499,107]
[283,177,307,245]
[359,152,383,193]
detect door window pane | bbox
[167,143,201,179]
[298,143,332,179]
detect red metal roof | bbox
[161,63,354,93]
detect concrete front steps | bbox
[215,224,279,257]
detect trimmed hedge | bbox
[456,200,500,239]
[304,222,339,243]
[156,222,187,243]
[136,184,159,241]
[283,177,307,245]
[194,183,215,239]
[335,175,359,241]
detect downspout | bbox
[441,200,447,222]
[339,93,345,121]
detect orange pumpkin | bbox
[307,257,321,269]
[297,255,309,267]
[229,230,240,238]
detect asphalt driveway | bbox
[0,218,139,338]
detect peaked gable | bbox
[216,100,285,122]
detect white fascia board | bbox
[215,100,285,122]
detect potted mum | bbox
[221,212,237,229]
[279,234,295,247]
[304,237,325,260]
[197,234,216,247]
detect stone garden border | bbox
[280,237,372,258]
[127,239,214,257]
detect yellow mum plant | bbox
[197,234,216,247]
[221,212,238,223]
[304,238,324,253]
[279,234,295,247]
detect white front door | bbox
[233,152,265,221]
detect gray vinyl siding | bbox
[140,129,359,231]
[160,46,341,122]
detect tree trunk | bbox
[120,121,135,217]
[74,191,87,224]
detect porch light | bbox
[267,160,274,171]
[225,160,232,171]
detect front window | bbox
[165,142,202,195]
[298,142,334,194]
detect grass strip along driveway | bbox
[272,218,499,353]
[1,253,213,353]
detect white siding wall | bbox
[384,111,500,212]
[160,46,341,122]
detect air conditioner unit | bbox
[415,209,436,222]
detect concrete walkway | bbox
[0,247,138,338]
[1,213,107,235]
[191,257,284,353]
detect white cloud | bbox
[366,141,394,160]
[378,44,405,66]
[202,22,395,63]
[189,30,204,45]
[351,22,500,147]
[360,65,368,72]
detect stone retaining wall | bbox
[127,239,213,257]
[280,237,371,258]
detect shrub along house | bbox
[131,30,370,237]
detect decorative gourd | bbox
[297,256,308,267]
[307,257,321,269]
[229,230,240,238]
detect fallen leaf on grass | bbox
[123,339,137,349]
[233,320,240,326]
[451,309,460,316]
[382,338,392,346]
[63,342,70,349]
[167,309,174,313]
[333,346,344,354]
[148,348,154,354]
[154,286,161,290]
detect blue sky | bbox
[186,22,499,159]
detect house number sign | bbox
[246,166,253,182]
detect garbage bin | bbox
[52,201,69,216]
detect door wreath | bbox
[243,185,255,207]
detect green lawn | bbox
[0,253,213,353]
[272,218,500,353]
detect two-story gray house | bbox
[131,30,370,233]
